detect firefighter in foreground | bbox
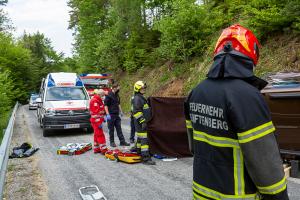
[90,89,107,154]
[184,24,289,200]
[131,81,155,165]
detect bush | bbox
[154,0,229,62]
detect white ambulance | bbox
[36,72,91,137]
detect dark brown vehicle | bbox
[262,87,300,152]
[262,86,300,177]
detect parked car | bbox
[29,94,39,110]
[36,72,92,137]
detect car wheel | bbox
[39,118,43,128]
[86,127,93,134]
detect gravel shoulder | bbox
[4,106,47,200]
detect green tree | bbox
[0,70,15,112]
[0,33,34,102]
[19,32,65,90]
[68,0,300,73]
[68,0,161,72]
[68,0,111,67]
[0,70,15,141]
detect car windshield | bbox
[85,84,109,89]
[85,85,99,89]
[30,95,38,101]
[46,87,88,101]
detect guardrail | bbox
[0,102,19,199]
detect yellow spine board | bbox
[105,153,117,161]
[118,155,141,163]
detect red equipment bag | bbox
[57,143,92,156]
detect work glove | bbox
[106,114,111,121]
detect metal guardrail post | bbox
[0,102,19,199]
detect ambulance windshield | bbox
[46,87,88,101]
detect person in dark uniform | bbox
[104,83,129,147]
[184,24,289,200]
[132,81,155,165]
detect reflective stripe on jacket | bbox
[132,93,151,132]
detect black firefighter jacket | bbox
[184,52,289,200]
[132,92,151,132]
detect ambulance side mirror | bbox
[36,97,42,103]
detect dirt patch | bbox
[153,79,185,97]
[3,107,47,200]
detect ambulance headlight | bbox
[45,109,56,116]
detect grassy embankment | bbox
[0,111,11,142]
[117,34,300,114]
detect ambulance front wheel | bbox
[39,117,43,128]
[43,128,50,137]
[86,127,93,134]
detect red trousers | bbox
[90,118,106,152]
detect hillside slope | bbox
[118,34,300,114]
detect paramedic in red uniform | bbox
[90,89,107,154]
[185,24,289,199]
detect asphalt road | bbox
[20,105,300,200]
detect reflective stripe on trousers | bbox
[136,132,149,157]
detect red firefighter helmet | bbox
[214,24,261,65]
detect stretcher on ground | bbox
[105,149,141,163]
[57,143,92,155]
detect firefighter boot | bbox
[142,157,156,165]
[130,147,141,154]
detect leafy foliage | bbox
[0,33,33,102]
[69,0,300,72]
[0,70,15,113]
